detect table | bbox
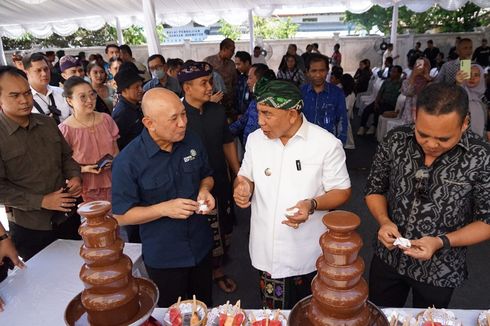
[151,308,482,325]
[382,308,482,325]
[0,239,145,325]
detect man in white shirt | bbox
[233,79,351,309]
[252,46,267,65]
[23,52,71,124]
[382,43,399,69]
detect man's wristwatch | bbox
[0,233,8,241]
[308,198,318,215]
[438,234,451,250]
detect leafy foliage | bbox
[344,3,489,35]
[218,16,299,41]
[218,20,242,41]
[253,16,298,40]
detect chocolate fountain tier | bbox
[65,201,159,326]
[310,276,369,316]
[289,211,389,326]
[80,238,124,266]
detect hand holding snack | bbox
[196,187,214,214]
[281,200,310,229]
[378,221,402,250]
[402,236,443,261]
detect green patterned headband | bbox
[254,78,303,110]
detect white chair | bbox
[344,93,356,149]
[355,74,376,112]
[358,78,384,117]
[376,94,407,142]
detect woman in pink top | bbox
[59,77,119,202]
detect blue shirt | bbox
[112,128,213,269]
[143,76,182,96]
[301,83,348,144]
[229,99,259,146]
[235,73,251,115]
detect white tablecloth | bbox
[0,239,144,325]
[382,308,482,325]
[152,307,481,325]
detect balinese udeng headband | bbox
[177,61,213,83]
[254,78,303,110]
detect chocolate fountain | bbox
[288,211,388,326]
[65,201,159,326]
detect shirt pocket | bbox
[179,158,202,198]
[140,175,173,204]
[2,148,27,176]
[293,161,322,195]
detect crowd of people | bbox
[0,35,489,312]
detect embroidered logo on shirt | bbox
[183,149,197,162]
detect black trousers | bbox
[145,253,212,308]
[360,102,395,128]
[369,255,454,308]
[9,216,81,262]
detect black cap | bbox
[177,61,212,83]
[114,62,143,92]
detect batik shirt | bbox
[366,125,490,288]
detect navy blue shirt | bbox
[184,100,233,197]
[112,128,213,269]
[111,96,144,150]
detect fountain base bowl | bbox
[288,295,389,326]
[65,277,159,326]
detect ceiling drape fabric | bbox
[0,0,488,38]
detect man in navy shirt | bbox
[112,87,215,307]
[301,53,347,144]
[112,62,144,151]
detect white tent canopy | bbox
[0,0,488,64]
[0,0,488,38]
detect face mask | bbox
[152,69,165,80]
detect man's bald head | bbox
[141,87,187,149]
[142,87,182,117]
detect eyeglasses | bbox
[414,167,430,200]
[71,91,97,103]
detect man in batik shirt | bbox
[365,82,490,308]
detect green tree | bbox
[344,6,392,34]
[218,16,299,41]
[344,3,489,35]
[218,19,241,41]
[254,16,298,39]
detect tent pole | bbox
[248,9,254,54]
[0,36,7,66]
[390,2,398,54]
[115,17,124,46]
[142,0,161,56]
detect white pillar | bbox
[115,17,124,46]
[390,3,399,51]
[0,36,7,66]
[142,0,161,56]
[248,9,254,54]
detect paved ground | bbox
[212,119,490,309]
